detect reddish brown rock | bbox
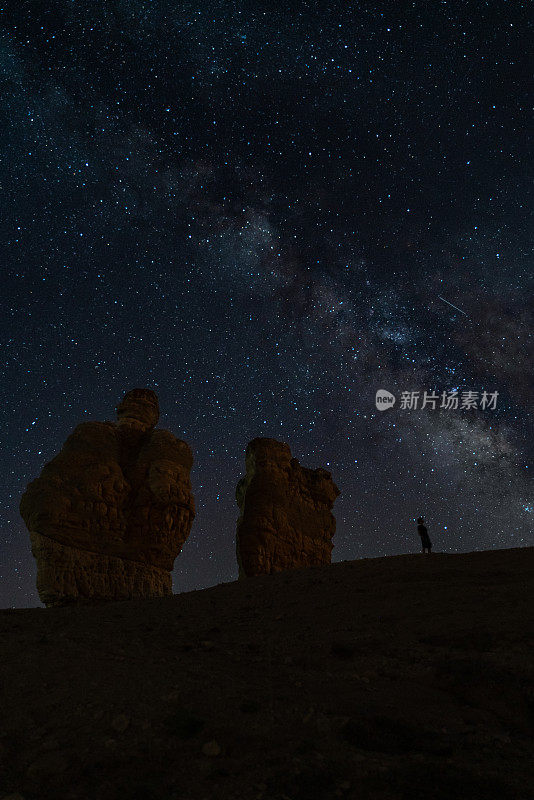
[20,389,195,606]
[235,438,340,577]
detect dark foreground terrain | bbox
[1,547,533,800]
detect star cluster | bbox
[1,2,532,607]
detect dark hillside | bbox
[1,547,533,800]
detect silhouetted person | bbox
[417,516,432,553]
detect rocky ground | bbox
[1,547,533,800]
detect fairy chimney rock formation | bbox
[20,389,195,606]
[235,437,340,577]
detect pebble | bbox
[104,738,117,750]
[315,714,332,733]
[26,752,68,779]
[111,714,130,733]
[201,640,215,650]
[202,740,221,757]
[38,737,60,752]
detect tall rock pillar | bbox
[20,389,195,606]
[236,437,339,577]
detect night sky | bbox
[1,2,532,608]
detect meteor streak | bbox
[437,295,469,316]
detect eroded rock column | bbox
[20,389,195,606]
[236,437,340,577]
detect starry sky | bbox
[1,2,532,608]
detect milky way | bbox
[1,2,532,607]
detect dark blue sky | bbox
[1,1,532,607]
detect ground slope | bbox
[1,547,533,800]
